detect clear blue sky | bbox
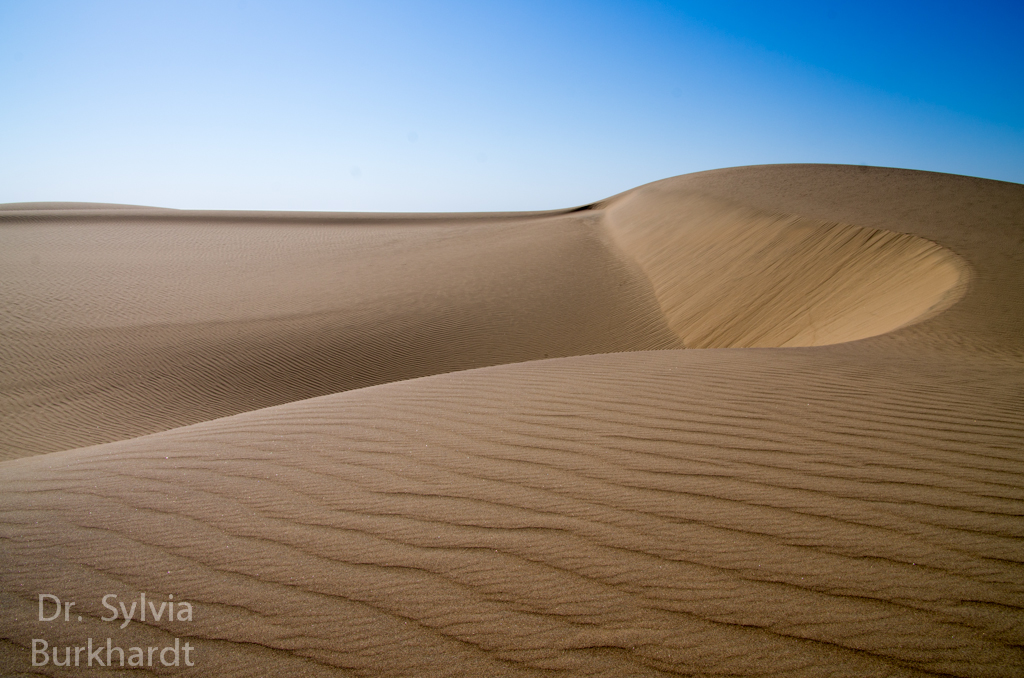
[1,0,1021,211]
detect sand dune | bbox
[1,165,1022,676]
[0,209,680,458]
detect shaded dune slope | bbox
[1,211,682,459]
[1,165,1022,677]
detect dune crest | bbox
[604,187,967,348]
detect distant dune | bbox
[1,165,1021,676]
[0,202,176,211]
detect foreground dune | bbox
[1,165,1021,676]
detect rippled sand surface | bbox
[1,165,1022,676]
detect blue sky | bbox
[1,0,1021,210]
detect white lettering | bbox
[38,594,61,622]
[148,599,168,621]
[53,645,71,667]
[101,594,118,622]
[31,639,48,666]
[118,600,137,629]
[87,637,105,666]
[107,637,124,666]
[160,638,180,666]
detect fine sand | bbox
[0,164,1021,676]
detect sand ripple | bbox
[1,165,1022,676]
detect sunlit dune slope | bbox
[1,164,1022,677]
[604,187,965,347]
[1,348,1021,677]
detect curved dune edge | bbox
[1,165,1022,677]
[603,187,968,348]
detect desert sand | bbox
[0,164,1021,676]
